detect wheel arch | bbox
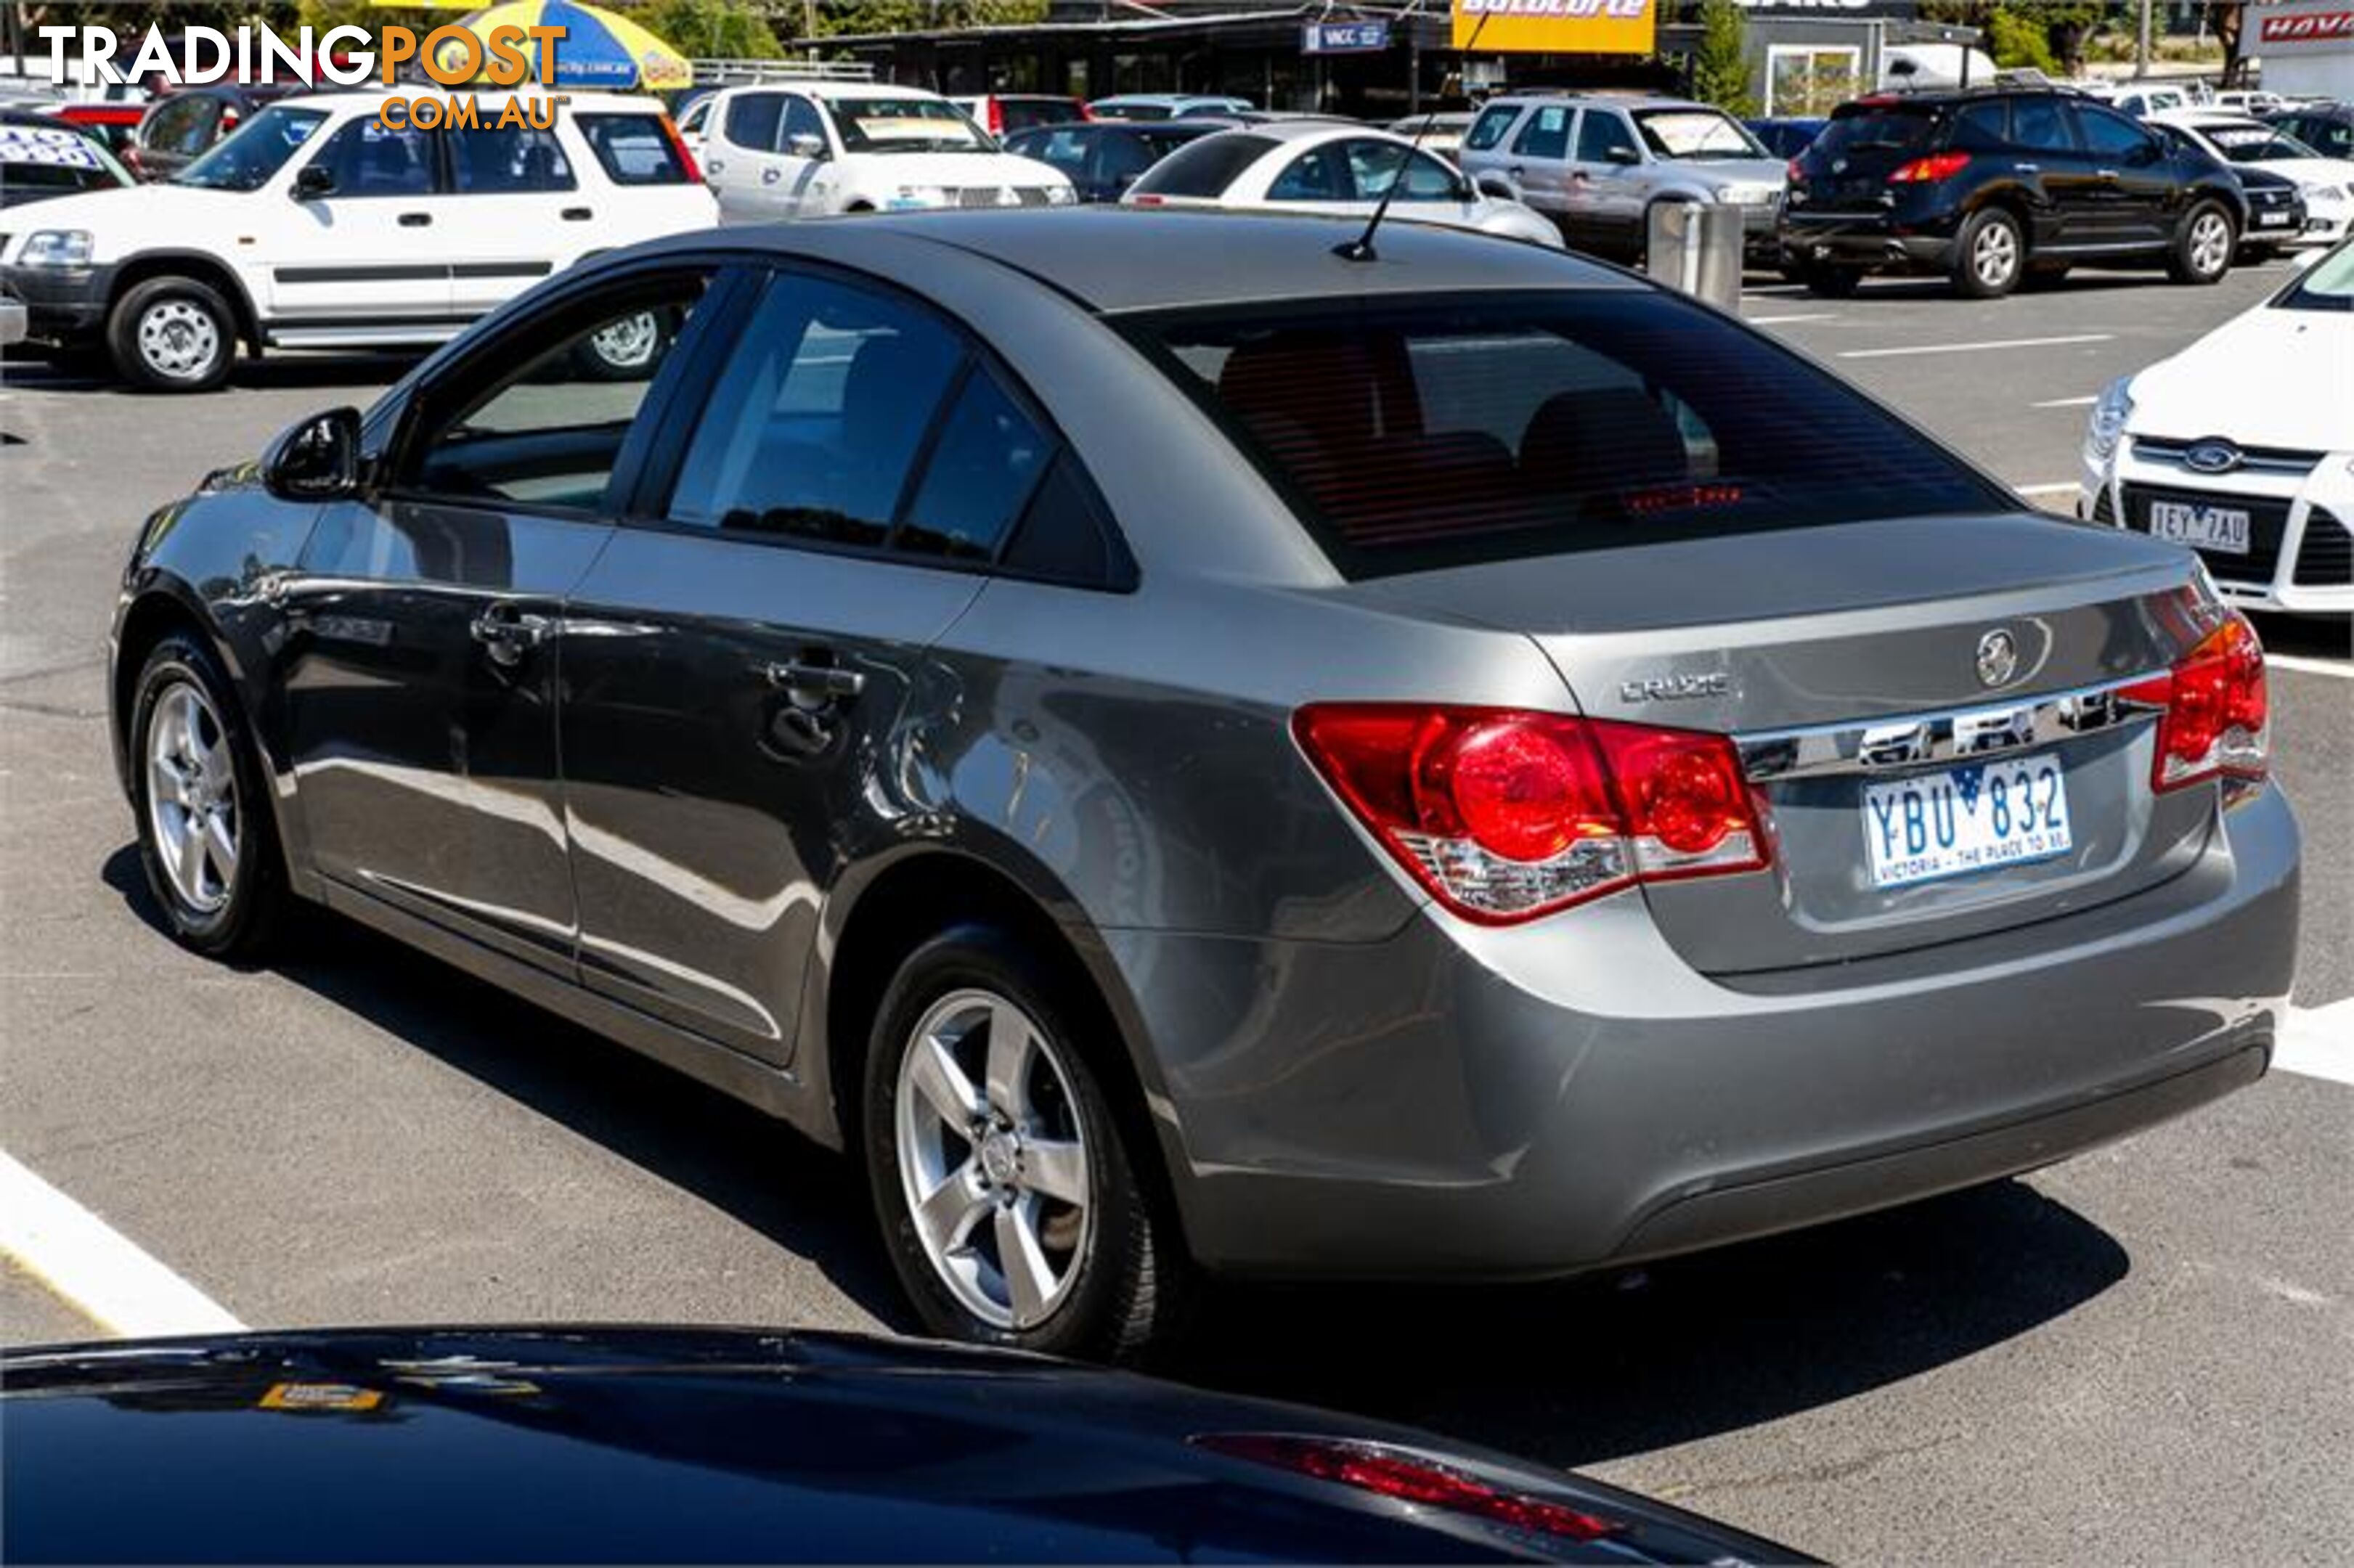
[108,252,264,354]
[810,842,1197,1256]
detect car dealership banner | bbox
[1451,0,1658,56]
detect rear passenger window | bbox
[2011,97,2074,154]
[1463,103,1519,152]
[576,113,691,184]
[722,91,783,152]
[1513,104,1571,160]
[1949,101,2008,150]
[447,124,574,192]
[667,274,964,548]
[897,369,1049,561]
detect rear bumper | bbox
[1122,785,2299,1279]
[1780,207,1960,269]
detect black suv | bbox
[1781,88,2249,298]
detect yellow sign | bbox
[1453,0,1658,55]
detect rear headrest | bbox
[1520,386,1690,496]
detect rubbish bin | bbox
[1646,201,1743,313]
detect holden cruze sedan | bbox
[108,209,2299,1357]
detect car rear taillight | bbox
[1786,156,1804,184]
[1292,705,1769,923]
[2121,613,2268,793]
[1194,1434,1620,1542]
[660,113,700,183]
[987,99,1005,134]
[1889,152,1970,183]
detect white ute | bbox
[0,89,715,391]
[699,81,1072,221]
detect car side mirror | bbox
[785,131,827,160]
[1474,171,1518,201]
[1607,144,1642,166]
[291,163,334,200]
[263,407,364,502]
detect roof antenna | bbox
[1337,6,1491,262]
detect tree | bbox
[641,0,781,58]
[806,1,1047,37]
[1985,6,2057,73]
[1689,0,1754,118]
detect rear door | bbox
[1505,102,1576,232]
[280,269,717,967]
[439,121,584,317]
[2005,95,2101,247]
[2072,102,2172,245]
[559,264,1003,1063]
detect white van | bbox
[0,89,714,390]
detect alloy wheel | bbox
[894,987,1093,1331]
[1973,221,2019,289]
[587,311,661,370]
[2190,211,2231,277]
[137,300,221,381]
[144,680,238,913]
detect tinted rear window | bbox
[1131,293,2005,581]
[575,113,690,184]
[1129,133,1277,197]
[998,97,1082,134]
[1814,102,1941,160]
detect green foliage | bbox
[807,1,1048,36]
[1986,5,2057,73]
[1689,0,1754,119]
[640,0,781,58]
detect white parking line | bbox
[2267,653,2354,680]
[2014,482,2082,497]
[1840,333,2113,360]
[0,1151,243,1338]
[2277,999,2354,1087]
[1748,312,1841,325]
[2033,395,2100,408]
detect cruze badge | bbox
[1621,671,1732,703]
[1976,629,2020,689]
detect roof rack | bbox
[689,56,876,86]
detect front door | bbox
[561,265,1006,1064]
[1565,107,1646,256]
[280,272,715,968]
[266,113,453,330]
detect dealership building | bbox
[799,1,1984,120]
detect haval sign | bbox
[1452,0,1658,55]
[2256,4,2354,51]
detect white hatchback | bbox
[0,89,715,391]
[2082,240,2354,616]
[698,82,1072,222]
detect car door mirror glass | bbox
[1608,144,1641,165]
[1474,171,1517,201]
[264,407,364,500]
[786,131,827,160]
[291,162,334,200]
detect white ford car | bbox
[699,82,1072,222]
[0,90,714,391]
[2082,240,2354,617]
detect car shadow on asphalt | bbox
[102,839,2132,1467]
[99,844,910,1332]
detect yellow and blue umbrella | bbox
[444,0,693,93]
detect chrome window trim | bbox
[1737,672,2163,783]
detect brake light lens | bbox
[2121,614,2268,792]
[1889,152,1970,183]
[1194,1434,1619,1543]
[1786,156,1804,184]
[1292,705,1769,923]
[660,113,700,183]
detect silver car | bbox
[1457,93,1787,263]
[109,210,2297,1359]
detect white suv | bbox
[699,82,1072,222]
[0,90,715,391]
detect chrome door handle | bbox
[469,606,553,666]
[2095,167,2120,179]
[766,660,865,700]
[2015,161,2040,173]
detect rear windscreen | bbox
[1131,293,2007,581]
[1813,102,1942,160]
[1128,133,1276,197]
[999,98,1082,134]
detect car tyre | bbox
[863,924,1189,1363]
[108,275,237,393]
[1950,207,2024,298]
[128,632,289,959]
[2168,200,2236,285]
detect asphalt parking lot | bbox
[2,256,2347,1564]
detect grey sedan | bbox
[107,209,2298,1357]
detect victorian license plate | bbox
[2149,499,2251,554]
[1862,754,2073,889]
